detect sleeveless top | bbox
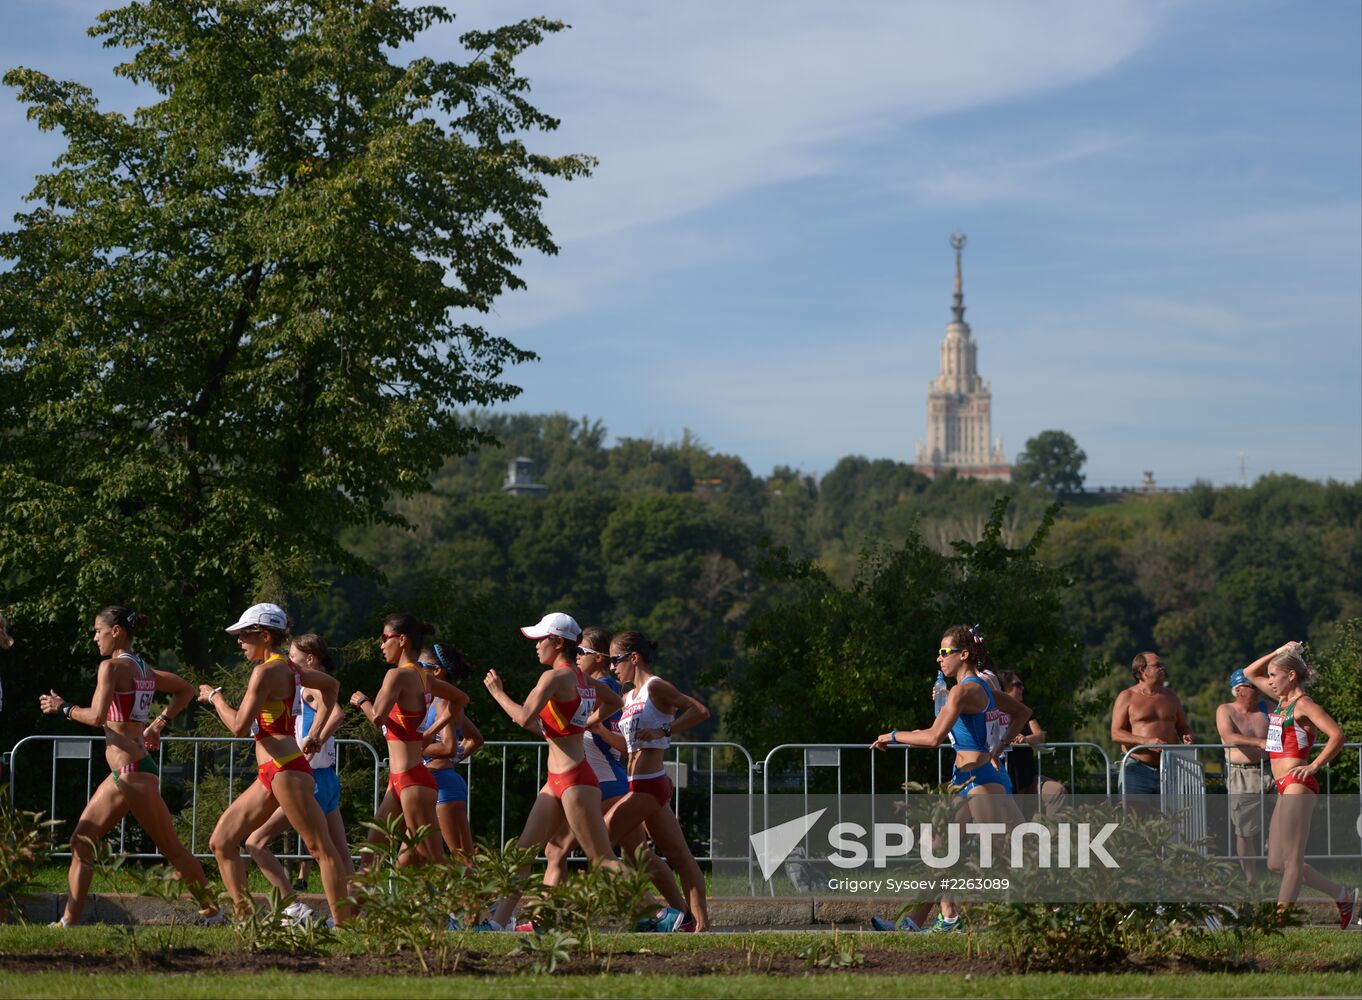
[949,676,1002,754]
[620,677,673,753]
[106,651,156,724]
[1267,697,1315,760]
[420,698,465,766]
[382,663,433,743]
[583,675,626,781]
[254,654,301,740]
[538,664,595,738]
[294,691,336,769]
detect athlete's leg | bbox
[488,791,567,929]
[396,783,443,864]
[272,770,352,923]
[361,788,401,871]
[61,776,130,925]
[604,790,661,845]
[642,807,709,931]
[323,808,355,877]
[117,772,217,913]
[209,781,280,915]
[243,806,295,896]
[618,824,689,913]
[562,784,622,870]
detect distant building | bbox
[503,456,548,497]
[913,234,1012,482]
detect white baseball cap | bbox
[225,603,290,634]
[520,612,581,642]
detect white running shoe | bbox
[283,901,315,925]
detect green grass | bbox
[3,970,1360,999]
[1,927,1359,998]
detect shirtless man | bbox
[1110,651,1194,798]
[1216,669,1272,883]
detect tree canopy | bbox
[1014,429,1087,495]
[0,1,591,669]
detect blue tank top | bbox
[590,676,625,767]
[949,676,1001,753]
[421,700,463,764]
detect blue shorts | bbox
[599,777,629,801]
[952,762,1013,797]
[312,766,340,814]
[1122,759,1161,796]
[433,766,468,805]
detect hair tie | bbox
[433,644,449,672]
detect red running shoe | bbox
[1338,887,1360,930]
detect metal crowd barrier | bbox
[467,740,756,892]
[1118,742,1362,861]
[5,734,384,860]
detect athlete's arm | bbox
[1293,699,1345,777]
[649,679,709,737]
[296,666,339,748]
[485,667,561,730]
[40,659,118,728]
[1242,647,1282,701]
[991,688,1032,756]
[421,699,460,759]
[144,668,195,749]
[873,683,975,750]
[455,712,484,760]
[353,667,400,727]
[589,722,628,753]
[315,700,347,745]
[430,677,470,714]
[583,676,624,727]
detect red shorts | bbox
[389,764,439,797]
[546,758,599,799]
[1274,772,1320,795]
[258,753,312,797]
[629,773,673,807]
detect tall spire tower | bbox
[914,234,1011,481]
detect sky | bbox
[1,1,1358,487]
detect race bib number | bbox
[1265,715,1284,754]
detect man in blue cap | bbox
[1216,669,1272,884]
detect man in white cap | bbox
[1216,668,1272,884]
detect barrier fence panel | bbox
[1119,742,1362,862]
[6,734,384,861]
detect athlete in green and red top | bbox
[1243,641,1359,927]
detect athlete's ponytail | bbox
[431,642,473,681]
[97,605,147,635]
[384,612,435,654]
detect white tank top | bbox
[620,678,673,753]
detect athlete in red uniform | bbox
[351,613,468,866]
[480,612,624,930]
[39,606,218,927]
[198,603,351,923]
[1243,641,1359,927]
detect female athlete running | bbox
[1243,641,1359,927]
[480,612,624,930]
[541,627,691,930]
[39,606,218,927]
[603,630,711,931]
[243,633,354,920]
[198,603,351,923]
[418,642,483,860]
[351,614,469,865]
[871,625,1030,932]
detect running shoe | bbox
[197,909,227,927]
[633,911,663,932]
[928,914,963,933]
[514,920,540,933]
[282,901,315,925]
[870,915,920,932]
[47,919,72,929]
[471,919,505,932]
[292,876,308,892]
[1338,887,1360,930]
[675,913,698,933]
[652,906,685,932]
[446,915,464,932]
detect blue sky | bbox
[2,1,1358,486]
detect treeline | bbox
[6,412,1359,760]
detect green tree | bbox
[727,498,1102,754]
[0,1,591,668]
[1014,430,1087,495]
